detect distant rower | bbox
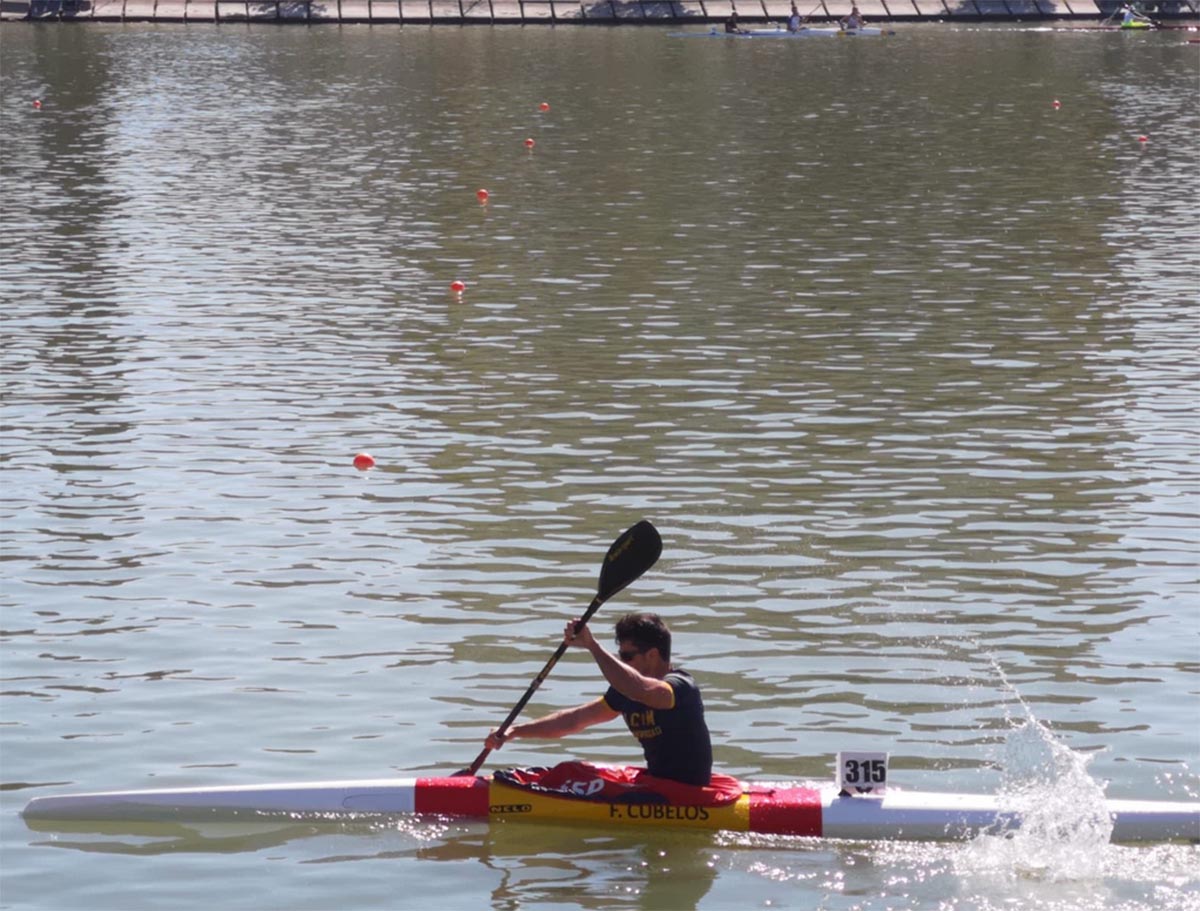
[787,3,803,32]
[1120,3,1152,25]
[842,5,866,29]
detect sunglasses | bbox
[618,647,645,662]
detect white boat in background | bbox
[668,26,895,39]
[747,26,893,37]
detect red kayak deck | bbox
[412,770,824,835]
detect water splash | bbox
[957,657,1113,882]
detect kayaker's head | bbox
[614,612,672,676]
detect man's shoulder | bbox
[665,668,699,690]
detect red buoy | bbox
[32,99,42,110]
[476,188,489,203]
[1138,135,1149,143]
[450,280,466,293]
[353,453,376,470]
[539,102,550,112]
[1052,99,1061,109]
[524,138,535,149]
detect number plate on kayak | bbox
[837,751,889,795]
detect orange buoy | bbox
[476,188,489,203]
[450,280,466,293]
[353,453,376,470]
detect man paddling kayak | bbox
[787,3,804,32]
[1119,3,1154,25]
[841,5,866,29]
[485,612,714,786]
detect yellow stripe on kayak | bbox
[487,781,751,831]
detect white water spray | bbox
[957,656,1114,882]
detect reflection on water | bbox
[24,805,1200,911]
[419,825,721,911]
[25,813,722,909]
[1,21,1198,911]
[24,816,341,856]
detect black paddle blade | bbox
[596,519,662,604]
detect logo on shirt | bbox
[626,709,663,741]
[628,709,655,728]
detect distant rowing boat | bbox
[668,26,895,39]
[1042,22,1197,31]
[1036,28,1194,32]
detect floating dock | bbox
[4,0,1199,25]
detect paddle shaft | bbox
[454,519,661,777]
[460,594,603,777]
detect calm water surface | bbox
[1,22,1198,911]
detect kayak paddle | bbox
[455,519,663,777]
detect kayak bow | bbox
[22,773,1200,844]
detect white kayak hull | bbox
[21,776,1200,844]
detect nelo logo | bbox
[489,803,533,814]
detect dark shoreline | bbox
[4,0,1199,25]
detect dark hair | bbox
[614,613,671,662]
